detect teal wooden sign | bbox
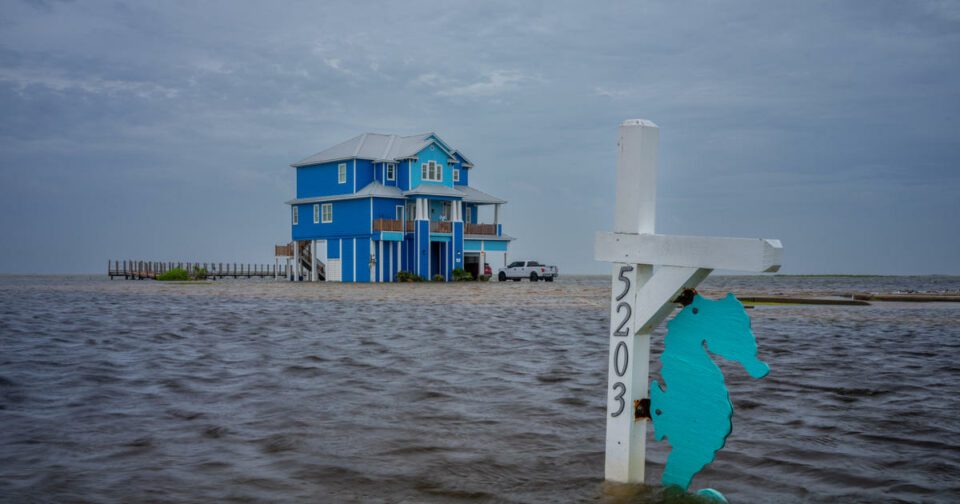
[650,293,770,502]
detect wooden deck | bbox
[108,260,286,280]
[371,219,498,236]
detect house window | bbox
[313,204,320,224]
[292,206,298,225]
[465,206,471,223]
[396,205,404,220]
[386,163,395,181]
[421,161,442,182]
[338,163,347,184]
[321,203,333,223]
[453,169,460,182]
[406,201,415,220]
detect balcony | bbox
[464,223,497,236]
[374,219,498,236]
[430,221,452,233]
[372,219,404,232]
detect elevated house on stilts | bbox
[279,132,511,282]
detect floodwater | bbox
[1,275,959,503]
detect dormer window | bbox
[421,160,442,182]
[453,169,460,182]
[386,163,395,181]
[338,163,347,184]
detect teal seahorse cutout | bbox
[649,293,769,502]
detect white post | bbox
[480,240,485,279]
[494,204,500,226]
[311,240,317,282]
[378,240,384,282]
[595,120,783,485]
[293,241,300,282]
[603,119,659,483]
[275,257,279,280]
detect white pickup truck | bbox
[498,261,559,282]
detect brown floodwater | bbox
[1,275,958,503]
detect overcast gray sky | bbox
[1,0,958,274]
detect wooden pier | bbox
[108,260,288,280]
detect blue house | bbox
[286,132,511,282]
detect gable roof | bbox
[291,132,467,167]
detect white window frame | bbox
[321,203,333,223]
[338,163,347,184]
[421,160,442,182]
[313,203,320,224]
[453,169,460,182]
[292,206,298,225]
[386,163,395,181]
[465,205,471,223]
[396,205,404,220]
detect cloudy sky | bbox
[1,0,958,274]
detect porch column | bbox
[415,198,430,278]
[494,204,500,226]
[452,200,464,276]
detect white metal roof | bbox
[403,184,465,199]
[285,181,404,205]
[457,185,506,205]
[291,132,464,167]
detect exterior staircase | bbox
[276,242,325,281]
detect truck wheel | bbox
[498,272,507,282]
[530,272,539,282]
[545,277,554,282]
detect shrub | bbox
[478,274,491,282]
[452,268,473,282]
[432,274,445,282]
[156,268,190,281]
[397,271,424,282]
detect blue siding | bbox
[355,237,371,283]
[373,162,400,187]
[428,200,448,222]
[453,152,470,186]
[328,238,341,259]
[342,238,354,282]
[415,220,430,277]
[484,240,509,252]
[411,142,455,189]
[292,198,371,240]
[373,197,405,221]
[453,167,469,186]
[464,203,478,224]
[453,221,464,272]
[398,160,412,191]
[296,161,354,198]
[464,239,509,252]
[355,159,374,191]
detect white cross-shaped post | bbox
[595,119,783,483]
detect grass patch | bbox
[156,266,208,281]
